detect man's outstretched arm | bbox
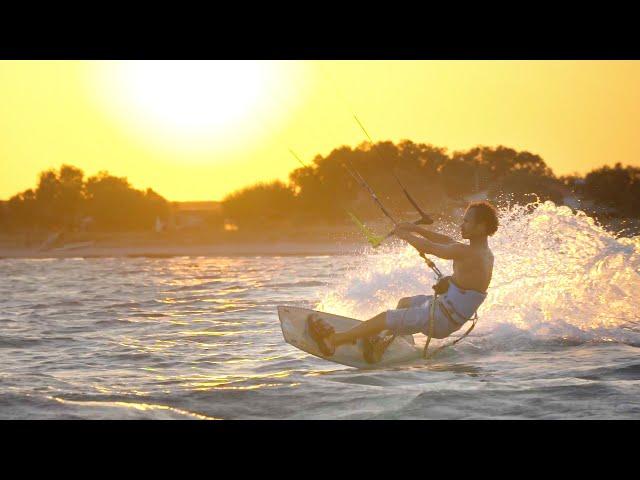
[394,226,467,260]
[409,225,457,244]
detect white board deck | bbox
[277,305,422,369]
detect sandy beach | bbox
[0,226,371,258]
[0,242,365,259]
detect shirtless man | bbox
[307,201,498,363]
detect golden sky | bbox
[1,60,639,201]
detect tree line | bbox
[2,141,638,232]
[579,163,640,217]
[222,140,613,228]
[0,165,169,232]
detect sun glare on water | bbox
[90,60,303,155]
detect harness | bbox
[419,253,480,360]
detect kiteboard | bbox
[277,305,422,369]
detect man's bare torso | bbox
[452,246,494,293]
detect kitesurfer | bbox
[307,201,498,363]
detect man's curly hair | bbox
[468,201,499,236]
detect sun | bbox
[120,60,271,135]
[90,61,300,153]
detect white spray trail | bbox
[317,201,640,350]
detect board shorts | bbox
[385,282,487,339]
[385,295,458,339]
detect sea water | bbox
[1,201,639,419]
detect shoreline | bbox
[1,213,637,260]
[0,241,368,259]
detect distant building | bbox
[155,216,165,233]
[168,201,222,230]
[79,216,94,232]
[562,194,581,210]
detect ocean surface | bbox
[1,202,639,419]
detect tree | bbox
[222,181,297,227]
[490,171,563,206]
[582,163,640,217]
[30,165,85,228]
[5,189,38,230]
[84,172,169,230]
[439,157,477,198]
